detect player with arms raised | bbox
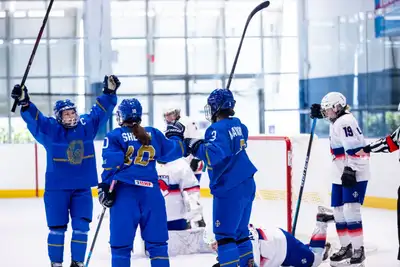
[310,92,370,267]
[183,89,257,267]
[11,75,119,267]
[98,98,186,267]
[210,207,334,267]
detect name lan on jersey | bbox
[122,132,152,142]
[229,126,243,140]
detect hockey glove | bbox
[165,121,185,140]
[103,75,121,95]
[190,158,202,172]
[11,84,30,106]
[341,166,357,187]
[310,103,323,119]
[98,182,116,208]
[184,138,204,156]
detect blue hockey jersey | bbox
[21,94,117,190]
[101,126,185,185]
[193,117,257,196]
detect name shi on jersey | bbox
[122,132,152,142]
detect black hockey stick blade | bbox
[226,1,270,90]
[11,0,55,113]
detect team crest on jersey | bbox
[135,180,153,187]
[67,140,84,165]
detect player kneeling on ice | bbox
[310,92,370,267]
[98,98,186,267]
[156,158,213,256]
[209,207,334,267]
[11,75,120,267]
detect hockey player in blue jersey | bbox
[10,75,120,267]
[98,98,186,267]
[183,88,258,267]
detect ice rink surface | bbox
[1,197,399,267]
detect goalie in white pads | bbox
[209,207,334,267]
[310,92,370,267]
[156,158,212,256]
[163,106,205,182]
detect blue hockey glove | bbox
[165,121,185,140]
[11,84,30,106]
[184,138,204,156]
[310,103,323,119]
[98,182,116,208]
[103,75,121,95]
[341,166,357,187]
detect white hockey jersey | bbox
[329,113,370,184]
[157,158,201,221]
[250,226,287,267]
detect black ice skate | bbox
[330,243,352,266]
[51,263,62,267]
[317,206,334,223]
[349,246,365,267]
[323,242,332,261]
[70,261,84,267]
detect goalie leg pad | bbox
[168,228,215,256]
[48,225,67,263]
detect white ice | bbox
[1,197,399,266]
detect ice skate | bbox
[330,243,352,266]
[51,263,62,267]
[323,242,332,261]
[316,206,335,223]
[70,261,84,267]
[349,246,365,267]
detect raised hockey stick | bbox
[291,118,317,236]
[226,1,270,90]
[11,0,55,113]
[85,180,117,267]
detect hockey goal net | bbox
[247,135,377,253]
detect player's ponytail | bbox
[131,123,151,146]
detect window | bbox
[150,1,185,37]
[226,38,262,74]
[154,38,186,75]
[187,2,223,37]
[11,78,48,94]
[111,39,147,75]
[50,39,78,76]
[0,43,7,77]
[0,79,8,115]
[50,78,78,94]
[117,77,148,94]
[153,80,185,94]
[187,38,224,75]
[225,2,261,37]
[49,15,77,38]
[11,17,48,38]
[10,41,48,77]
[189,79,222,93]
[111,1,146,38]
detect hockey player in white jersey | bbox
[163,106,204,182]
[310,92,370,267]
[209,206,334,267]
[156,158,212,256]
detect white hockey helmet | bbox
[320,92,347,120]
[163,105,181,123]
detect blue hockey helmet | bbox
[204,88,236,122]
[117,98,143,126]
[54,99,79,128]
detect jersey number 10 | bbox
[125,145,156,167]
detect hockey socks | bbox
[146,241,170,267]
[217,239,240,267]
[111,246,132,267]
[236,237,254,266]
[71,230,88,262]
[48,227,67,263]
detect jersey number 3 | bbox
[125,145,155,167]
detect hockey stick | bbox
[85,180,117,267]
[11,0,55,113]
[226,1,270,90]
[291,118,317,236]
